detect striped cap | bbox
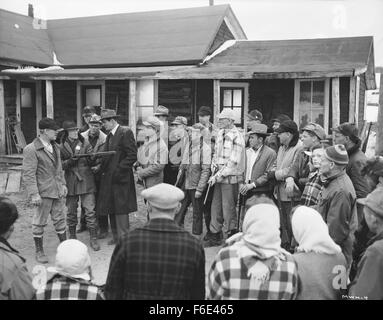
[324,144,349,165]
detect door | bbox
[20,82,36,143]
[81,85,102,115]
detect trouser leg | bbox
[50,197,67,236]
[115,215,129,238]
[202,185,213,233]
[174,191,192,227]
[191,190,203,235]
[32,198,53,238]
[280,201,295,248]
[66,195,79,228]
[209,183,224,234]
[221,183,239,235]
[81,193,97,230]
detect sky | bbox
[1,0,383,66]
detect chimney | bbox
[209,0,214,6]
[28,4,34,18]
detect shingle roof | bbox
[0,9,54,66]
[0,5,245,67]
[162,36,376,89]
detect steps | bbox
[0,154,23,166]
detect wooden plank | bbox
[213,79,220,126]
[0,80,5,155]
[377,73,383,156]
[332,78,340,136]
[293,80,300,127]
[5,171,21,194]
[35,80,42,135]
[0,172,8,194]
[349,77,356,123]
[129,80,137,137]
[46,80,54,118]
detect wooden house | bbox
[0,4,376,155]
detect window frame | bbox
[294,78,330,134]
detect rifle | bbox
[72,151,116,159]
[362,122,372,153]
[204,165,219,205]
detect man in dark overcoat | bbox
[97,109,137,245]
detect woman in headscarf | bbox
[208,203,298,300]
[292,206,347,300]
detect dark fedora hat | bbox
[39,118,60,131]
[62,120,78,131]
[100,109,119,120]
[275,120,298,134]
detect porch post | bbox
[331,77,340,138]
[213,79,220,126]
[129,80,137,137]
[355,76,360,127]
[0,80,5,155]
[45,80,54,118]
[153,80,159,110]
[36,80,42,134]
[349,77,356,123]
[377,74,383,156]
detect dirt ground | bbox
[4,182,220,287]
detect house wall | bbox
[249,79,295,126]
[207,21,235,55]
[196,79,213,117]
[158,80,195,124]
[105,80,130,126]
[358,75,366,129]
[53,81,77,127]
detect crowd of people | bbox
[0,103,382,300]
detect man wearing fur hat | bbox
[105,183,205,300]
[315,144,358,267]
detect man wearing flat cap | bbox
[349,185,383,300]
[97,109,138,245]
[59,120,100,251]
[136,116,168,189]
[23,118,68,263]
[333,122,371,224]
[105,183,205,300]
[239,124,276,225]
[315,144,358,267]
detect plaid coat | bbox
[105,218,205,300]
[208,246,298,300]
[35,275,104,300]
[300,171,323,207]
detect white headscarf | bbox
[225,204,289,282]
[292,206,341,255]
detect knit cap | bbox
[324,144,349,165]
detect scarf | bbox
[292,206,341,255]
[225,204,289,283]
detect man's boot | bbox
[203,231,223,248]
[108,232,118,246]
[69,226,77,239]
[57,232,67,243]
[98,228,108,239]
[34,237,48,264]
[89,228,100,251]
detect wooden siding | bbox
[208,20,235,55]
[105,80,130,126]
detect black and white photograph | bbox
[0,0,382,306]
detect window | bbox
[220,83,248,127]
[294,79,329,132]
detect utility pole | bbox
[209,0,214,6]
[376,72,383,156]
